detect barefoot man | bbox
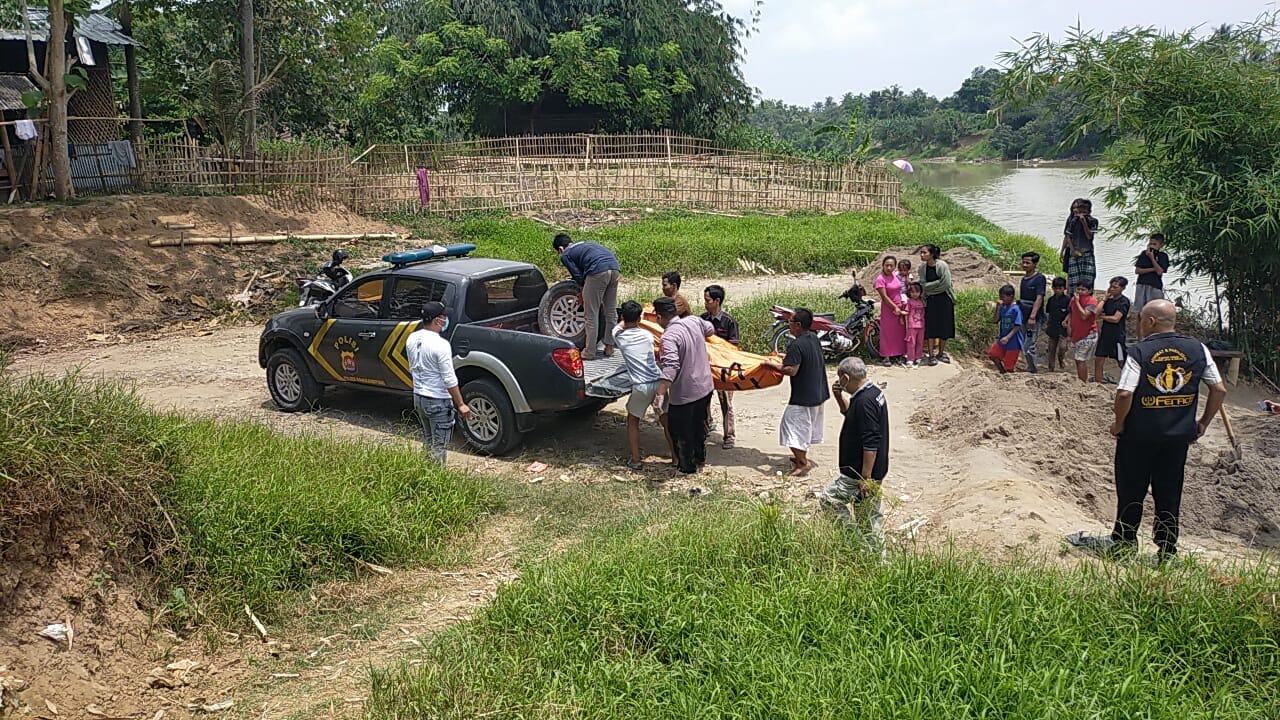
[764,308,829,476]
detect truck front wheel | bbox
[266,348,323,412]
[460,378,523,455]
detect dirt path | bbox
[16,320,1251,560]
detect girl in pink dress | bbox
[874,256,907,364]
[905,282,926,366]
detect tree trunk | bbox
[239,0,255,161]
[46,0,73,200]
[119,0,142,145]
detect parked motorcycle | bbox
[296,249,353,307]
[767,283,881,360]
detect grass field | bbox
[367,503,1280,719]
[0,371,497,623]
[726,287,996,356]
[392,184,1058,279]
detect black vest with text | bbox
[1125,332,1208,443]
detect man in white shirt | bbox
[612,301,663,471]
[405,301,471,463]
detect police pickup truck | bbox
[258,244,628,454]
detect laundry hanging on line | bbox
[14,119,37,141]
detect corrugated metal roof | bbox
[0,10,140,46]
[0,73,35,111]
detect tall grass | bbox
[723,287,998,356]
[390,184,1055,279]
[367,504,1280,719]
[0,372,497,623]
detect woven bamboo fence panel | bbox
[349,133,901,215]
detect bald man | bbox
[1109,299,1227,562]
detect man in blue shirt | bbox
[553,233,621,359]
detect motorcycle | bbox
[767,283,881,360]
[296,249,354,307]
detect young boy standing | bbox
[1068,282,1099,384]
[1018,252,1047,373]
[1133,233,1170,313]
[1094,276,1132,384]
[701,284,739,449]
[987,284,1024,374]
[613,300,664,470]
[1043,277,1071,372]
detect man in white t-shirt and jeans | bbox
[612,300,663,471]
[405,301,471,464]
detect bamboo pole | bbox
[148,232,401,248]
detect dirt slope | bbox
[0,195,403,351]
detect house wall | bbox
[0,39,119,143]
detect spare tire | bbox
[538,279,587,346]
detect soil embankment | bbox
[0,195,402,350]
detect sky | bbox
[725,0,1275,105]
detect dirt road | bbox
[17,316,1243,560]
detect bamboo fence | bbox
[0,128,902,215]
[349,133,902,215]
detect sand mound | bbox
[855,246,1011,293]
[911,370,1280,550]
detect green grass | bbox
[0,372,497,623]
[722,287,997,356]
[390,184,1056,279]
[367,503,1280,719]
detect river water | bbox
[912,162,1214,309]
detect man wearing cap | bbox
[553,232,621,360]
[1109,299,1226,562]
[405,301,471,464]
[652,296,714,474]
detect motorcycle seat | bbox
[815,312,837,322]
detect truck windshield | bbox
[466,269,548,322]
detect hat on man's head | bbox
[421,301,447,321]
[652,297,678,317]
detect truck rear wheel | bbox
[266,348,323,412]
[538,279,587,346]
[460,378,523,455]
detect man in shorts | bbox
[764,308,830,477]
[1069,281,1099,384]
[1094,276,1131,384]
[612,301,663,471]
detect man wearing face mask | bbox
[406,301,471,464]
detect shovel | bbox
[1214,406,1243,473]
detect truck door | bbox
[308,276,399,388]
[378,276,451,391]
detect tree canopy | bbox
[744,67,1104,161]
[999,15,1280,371]
[120,0,754,145]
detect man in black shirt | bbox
[1110,299,1226,561]
[1044,276,1071,372]
[701,284,740,449]
[1133,233,1171,314]
[764,308,829,477]
[819,356,889,549]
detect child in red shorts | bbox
[988,284,1024,373]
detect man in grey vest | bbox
[1109,299,1227,561]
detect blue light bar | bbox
[383,243,477,266]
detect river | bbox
[912,162,1215,310]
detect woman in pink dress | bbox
[874,256,908,364]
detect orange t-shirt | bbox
[1069,297,1098,342]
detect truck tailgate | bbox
[583,356,630,398]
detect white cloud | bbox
[767,1,880,52]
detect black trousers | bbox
[668,392,712,474]
[1111,436,1189,556]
